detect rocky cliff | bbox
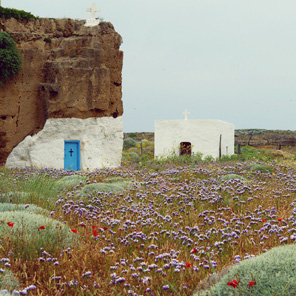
[0,18,123,164]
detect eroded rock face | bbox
[0,18,123,164]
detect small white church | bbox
[154,110,234,159]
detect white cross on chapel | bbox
[183,109,190,120]
[86,2,100,20]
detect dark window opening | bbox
[180,142,191,156]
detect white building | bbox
[154,113,234,159]
[6,117,123,171]
[6,6,124,171]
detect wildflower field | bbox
[1,146,296,295]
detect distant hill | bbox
[124,129,296,148]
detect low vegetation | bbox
[0,32,22,86]
[0,7,37,20]
[1,144,296,295]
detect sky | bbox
[3,0,296,132]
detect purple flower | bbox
[82,271,91,278]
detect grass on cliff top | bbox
[0,7,37,20]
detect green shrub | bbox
[248,163,272,173]
[0,211,78,259]
[0,203,48,214]
[191,152,203,164]
[218,154,238,162]
[235,146,273,161]
[55,175,86,189]
[127,147,139,153]
[123,138,137,149]
[0,269,20,293]
[0,32,22,86]
[123,152,140,163]
[204,155,215,162]
[104,176,126,183]
[0,7,37,20]
[195,244,296,296]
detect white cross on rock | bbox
[85,2,101,27]
[183,109,190,120]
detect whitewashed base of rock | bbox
[84,19,100,27]
[154,119,234,159]
[6,117,123,170]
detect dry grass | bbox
[1,157,296,295]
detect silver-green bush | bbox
[195,244,296,296]
[0,203,48,214]
[0,269,20,293]
[104,176,126,183]
[55,175,86,189]
[220,174,247,182]
[0,211,78,259]
[248,163,272,173]
[123,137,137,149]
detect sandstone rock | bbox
[0,18,123,164]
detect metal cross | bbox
[69,149,74,157]
[86,2,100,19]
[183,109,190,120]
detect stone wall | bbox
[235,129,296,147]
[0,18,123,164]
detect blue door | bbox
[64,141,81,171]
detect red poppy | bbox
[249,281,256,287]
[103,227,108,231]
[261,219,265,222]
[92,229,99,237]
[278,218,282,222]
[92,225,98,229]
[185,262,192,268]
[71,229,77,233]
[39,225,45,230]
[7,222,14,227]
[191,248,198,254]
[227,280,239,288]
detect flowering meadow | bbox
[1,148,296,295]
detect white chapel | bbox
[154,110,234,159]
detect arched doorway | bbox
[180,142,191,156]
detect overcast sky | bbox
[3,0,296,132]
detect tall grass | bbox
[0,169,60,209]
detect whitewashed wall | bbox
[6,117,123,170]
[154,119,234,159]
